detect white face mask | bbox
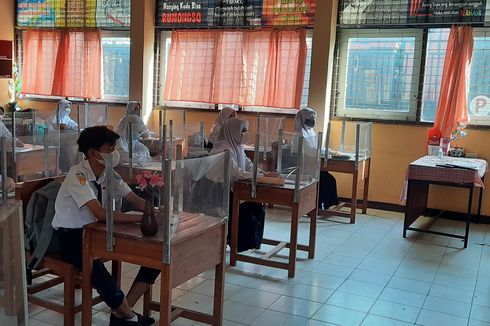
[97,149,120,168]
[65,108,71,115]
[240,131,250,145]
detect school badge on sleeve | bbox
[76,173,87,185]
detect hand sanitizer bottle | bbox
[437,147,444,160]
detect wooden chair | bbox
[16,177,121,326]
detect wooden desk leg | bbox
[3,219,14,315]
[362,166,370,214]
[143,287,152,317]
[230,192,240,267]
[350,170,359,224]
[288,204,299,278]
[307,208,317,260]
[464,187,474,249]
[213,223,226,326]
[159,264,172,326]
[82,231,93,326]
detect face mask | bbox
[97,149,120,168]
[240,131,250,145]
[65,108,71,115]
[304,118,315,128]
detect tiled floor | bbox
[26,207,490,326]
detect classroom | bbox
[1,1,490,325]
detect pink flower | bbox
[149,174,164,187]
[135,173,148,189]
[143,170,153,180]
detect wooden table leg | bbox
[143,286,152,317]
[212,223,226,325]
[230,192,240,267]
[288,204,299,278]
[308,208,317,260]
[464,187,474,248]
[350,170,359,224]
[82,230,93,326]
[362,161,370,214]
[2,219,14,315]
[160,264,172,326]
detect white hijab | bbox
[115,101,151,160]
[210,117,247,169]
[208,106,235,144]
[294,107,318,151]
[58,99,77,129]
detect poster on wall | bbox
[338,0,487,26]
[214,0,262,27]
[156,0,217,27]
[96,0,131,27]
[17,0,58,27]
[262,0,316,26]
[16,0,131,28]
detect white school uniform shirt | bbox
[51,160,131,229]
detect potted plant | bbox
[7,62,22,112]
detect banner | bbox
[339,0,487,26]
[262,0,316,26]
[17,0,131,28]
[156,0,216,27]
[214,0,262,27]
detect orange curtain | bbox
[22,30,102,99]
[164,29,307,109]
[429,26,473,140]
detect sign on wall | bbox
[155,0,316,28]
[16,0,131,28]
[338,0,487,26]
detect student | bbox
[0,118,24,147]
[210,117,265,252]
[51,126,158,326]
[208,106,236,147]
[295,107,339,209]
[57,99,78,130]
[116,101,152,163]
[0,175,15,192]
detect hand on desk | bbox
[15,139,24,147]
[6,177,15,192]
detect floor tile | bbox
[313,304,366,326]
[370,299,421,323]
[471,304,490,323]
[283,283,335,303]
[337,279,384,298]
[252,309,309,326]
[361,314,413,326]
[379,287,426,308]
[227,288,281,309]
[269,295,323,318]
[387,276,431,294]
[326,291,376,313]
[429,283,473,303]
[222,301,265,324]
[417,309,468,326]
[423,295,471,317]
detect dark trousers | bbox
[57,228,160,309]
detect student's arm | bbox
[124,192,146,212]
[85,199,142,223]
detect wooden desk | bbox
[0,200,27,323]
[141,137,184,158]
[230,180,318,278]
[243,145,276,173]
[82,213,226,326]
[7,144,58,180]
[319,157,371,224]
[403,156,487,248]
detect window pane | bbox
[421,29,449,122]
[102,36,130,99]
[344,36,416,112]
[301,32,313,106]
[422,28,490,123]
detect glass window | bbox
[101,35,130,101]
[336,29,422,120]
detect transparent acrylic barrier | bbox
[0,201,28,325]
[0,136,14,201]
[327,121,372,160]
[168,152,230,249]
[6,112,61,180]
[75,103,109,129]
[242,115,285,148]
[172,122,208,158]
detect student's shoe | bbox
[135,312,155,326]
[109,313,142,326]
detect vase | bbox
[141,196,158,237]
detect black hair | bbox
[77,126,119,157]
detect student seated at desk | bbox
[0,118,24,147]
[0,175,15,192]
[51,126,158,326]
[295,107,339,209]
[208,106,236,147]
[57,99,78,130]
[210,117,265,252]
[116,101,152,163]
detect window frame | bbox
[335,28,423,121]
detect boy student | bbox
[51,126,159,326]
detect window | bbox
[153,29,313,111]
[101,34,130,101]
[421,28,490,125]
[335,29,422,120]
[16,30,130,102]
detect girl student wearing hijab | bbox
[207,106,236,147]
[295,107,339,210]
[115,101,153,163]
[57,99,78,130]
[209,117,265,252]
